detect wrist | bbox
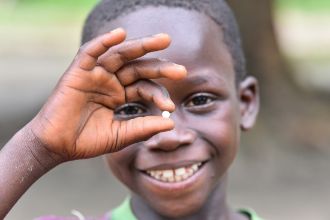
[18,123,64,172]
[0,123,63,218]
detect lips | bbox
[137,160,209,195]
[135,147,212,190]
[145,162,203,183]
[140,160,207,183]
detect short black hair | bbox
[82,0,246,82]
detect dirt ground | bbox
[1,21,330,220]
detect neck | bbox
[131,174,241,220]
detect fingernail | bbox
[153,33,170,40]
[111,27,124,34]
[161,118,175,128]
[165,100,175,112]
[174,64,187,71]
[165,64,187,79]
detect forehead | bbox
[97,6,235,84]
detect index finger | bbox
[74,28,127,71]
[98,33,171,73]
[116,59,187,86]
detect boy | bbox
[0,0,261,219]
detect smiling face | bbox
[98,6,258,218]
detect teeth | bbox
[175,175,182,182]
[168,176,175,182]
[182,173,189,179]
[186,168,193,175]
[162,170,174,178]
[174,167,186,176]
[146,162,203,183]
[192,164,198,171]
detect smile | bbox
[145,162,204,183]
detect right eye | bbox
[114,103,147,118]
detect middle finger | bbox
[125,80,175,113]
[116,58,187,86]
[98,33,171,73]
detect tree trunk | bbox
[227,0,294,110]
[226,0,330,151]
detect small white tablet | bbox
[162,111,171,118]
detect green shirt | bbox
[110,198,264,220]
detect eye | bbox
[114,103,147,118]
[185,93,216,108]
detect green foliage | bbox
[16,0,98,9]
[12,0,330,12]
[2,0,330,24]
[277,0,330,12]
[0,0,99,24]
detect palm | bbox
[31,28,186,161]
[74,105,118,158]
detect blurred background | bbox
[0,0,329,219]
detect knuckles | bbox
[112,93,126,107]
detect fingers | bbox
[116,59,187,86]
[70,31,184,114]
[115,116,174,151]
[84,60,185,111]
[75,62,181,112]
[75,28,126,71]
[86,66,126,109]
[98,33,171,73]
[85,74,174,113]
[125,80,175,112]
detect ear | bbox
[239,76,260,131]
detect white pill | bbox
[162,111,171,118]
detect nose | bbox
[145,124,197,152]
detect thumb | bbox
[114,116,174,151]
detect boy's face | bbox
[99,7,258,218]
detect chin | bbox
[142,185,214,219]
[151,197,205,218]
[134,160,221,218]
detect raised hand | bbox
[29,28,187,162]
[0,28,187,218]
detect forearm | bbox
[0,124,60,219]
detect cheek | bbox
[104,144,139,191]
[189,102,240,168]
